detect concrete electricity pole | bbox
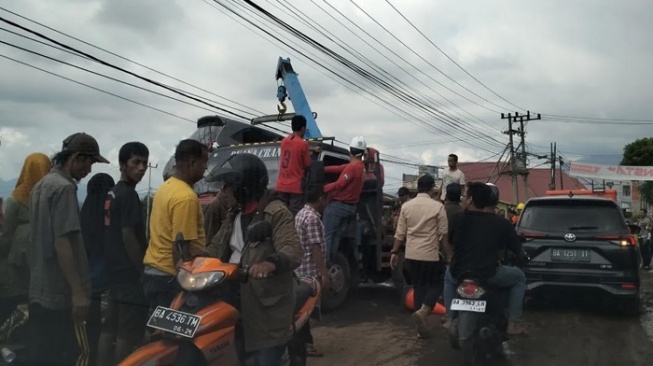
[502,111,541,203]
[501,113,519,204]
[146,162,158,240]
[549,142,557,190]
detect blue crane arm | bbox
[275,57,322,138]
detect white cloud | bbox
[1,0,651,195]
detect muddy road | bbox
[310,273,653,366]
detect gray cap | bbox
[62,132,109,164]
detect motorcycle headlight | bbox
[177,269,226,291]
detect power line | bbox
[384,0,527,112]
[347,0,508,114]
[0,14,251,121]
[0,6,265,117]
[305,0,504,140]
[210,0,506,153]
[541,115,653,125]
[0,39,233,116]
[0,53,195,123]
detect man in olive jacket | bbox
[205,153,303,364]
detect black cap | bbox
[417,174,435,190]
[62,133,109,164]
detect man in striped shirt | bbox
[295,184,330,357]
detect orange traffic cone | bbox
[404,288,447,315]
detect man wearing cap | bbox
[322,136,367,262]
[390,174,449,339]
[28,132,109,365]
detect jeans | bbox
[142,273,180,318]
[406,259,445,311]
[323,201,357,262]
[444,265,526,322]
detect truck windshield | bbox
[189,125,223,147]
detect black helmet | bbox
[486,183,500,207]
[206,153,269,204]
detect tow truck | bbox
[162,57,407,310]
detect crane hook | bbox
[277,102,287,115]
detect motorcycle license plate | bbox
[147,306,202,338]
[450,299,487,313]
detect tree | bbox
[622,138,653,205]
[621,138,653,166]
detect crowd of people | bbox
[0,113,534,365]
[390,158,529,339]
[0,114,377,365]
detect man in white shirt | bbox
[440,154,466,201]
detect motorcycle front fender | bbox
[118,339,180,366]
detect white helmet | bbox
[349,135,367,150]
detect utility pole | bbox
[501,111,541,203]
[146,163,158,240]
[559,156,564,190]
[549,142,557,190]
[501,113,519,204]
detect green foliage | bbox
[621,138,653,166]
[640,182,653,205]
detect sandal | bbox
[307,344,324,357]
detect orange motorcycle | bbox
[120,222,320,366]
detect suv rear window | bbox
[519,199,625,234]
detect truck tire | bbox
[321,252,351,312]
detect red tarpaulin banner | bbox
[570,162,653,181]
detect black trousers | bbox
[28,303,91,366]
[641,239,652,267]
[406,259,445,312]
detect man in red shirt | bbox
[276,115,321,216]
[322,136,367,262]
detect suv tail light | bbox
[595,235,636,247]
[457,280,486,299]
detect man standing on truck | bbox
[323,136,367,262]
[440,154,465,201]
[390,174,449,339]
[276,115,322,216]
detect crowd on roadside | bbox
[0,114,384,365]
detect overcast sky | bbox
[1,0,652,196]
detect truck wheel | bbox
[321,252,351,312]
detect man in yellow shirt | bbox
[143,139,208,315]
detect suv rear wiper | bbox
[568,226,599,230]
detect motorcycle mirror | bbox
[246,221,273,244]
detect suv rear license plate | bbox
[147,306,201,338]
[551,249,591,262]
[450,299,487,313]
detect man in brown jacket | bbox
[205,153,303,365]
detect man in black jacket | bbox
[442,182,527,335]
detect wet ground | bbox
[310,272,653,366]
